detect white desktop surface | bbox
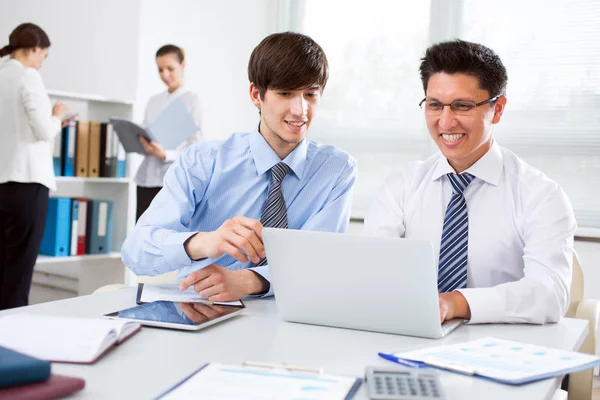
[0,288,588,399]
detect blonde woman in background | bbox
[136,44,203,220]
[0,23,73,310]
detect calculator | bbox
[365,366,445,400]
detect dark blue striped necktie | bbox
[437,172,475,293]
[255,162,289,267]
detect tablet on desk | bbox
[104,300,244,331]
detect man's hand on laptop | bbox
[438,292,472,323]
[184,216,266,264]
[179,264,269,301]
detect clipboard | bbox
[156,362,362,399]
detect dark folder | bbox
[0,374,85,400]
[86,199,114,254]
[0,346,50,389]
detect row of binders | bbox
[40,197,114,257]
[52,120,127,178]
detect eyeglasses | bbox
[418,95,502,116]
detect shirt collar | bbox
[431,140,503,186]
[248,124,308,180]
[166,86,188,99]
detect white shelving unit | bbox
[31,92,139,302]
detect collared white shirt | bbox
[135,87,203,187]
[0,57,61,190]
[363,141,577,324]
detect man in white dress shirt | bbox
[363,40,577,324]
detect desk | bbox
[0,288,588,399]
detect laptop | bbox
[262,228,463,339]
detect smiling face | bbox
[156,54,185,92]
[249,83,321,159]
[425,72,506,173]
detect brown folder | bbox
[0,374,85,400]
[75,120,90,177]
[88,121,101,177]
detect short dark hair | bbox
[156,44,184,63]
[0,23,51,58]
[419,40,507,98]
[248,32,329,99]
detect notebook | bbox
[158,363,361,400]
[380,337,600,385]
[0,346,50,388]
[0,314,141,364]
[0,374,85,400]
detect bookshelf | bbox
[31,91,139,300]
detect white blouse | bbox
[135,87,203,187]
[0,57,61,190]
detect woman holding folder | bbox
[136,44,203,220]
[0,23,73,310]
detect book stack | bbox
[0,346,85,399]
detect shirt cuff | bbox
[162,231,198,269]
[456,287,504,324]
[165,149,178,163]
[247,265,273,298]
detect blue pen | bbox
[378,352,428,369]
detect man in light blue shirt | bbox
[121,32,356,301]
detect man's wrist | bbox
[244,270,269,295]
[184,232,208,261]
[448,291,471,320]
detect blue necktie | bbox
[255,162,289,267]
[437,173,475,293]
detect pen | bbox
[243,361,324,375]
[422,358,477,376]
[378,352,427,369]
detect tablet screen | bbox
[105,301,244,328]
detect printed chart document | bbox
[138,283,243,307]
[382,337,600,385]
[158,363,361,400]
[0,314,140,364]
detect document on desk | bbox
[158,363,361,400]
[138,283,243,307]
[383,337,600,385]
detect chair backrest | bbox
[567,250,584,318]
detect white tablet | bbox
[104,300,245,331]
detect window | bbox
[285,0,600,230]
